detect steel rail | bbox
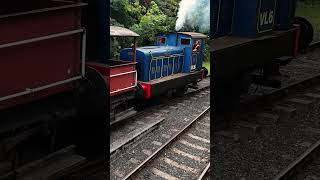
[197,163,210,180]
[123,106,210,180]
[237,41,320,109]
[272,139,320,180]
[307,41,320,50]
[242,72,320,107]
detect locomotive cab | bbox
[177,32,207,73]
[156,32,207,73]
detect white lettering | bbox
[260,10,274,26]
[264,12,269,25]
[269,11,274,24]
[260,12,266,26]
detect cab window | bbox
[158,37,166,45]
[180,38,191,45]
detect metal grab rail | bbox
[0,29,84,49]
[191,52,199,71]
[110,70,137,95]
[0,29,86,102]
[148,53,184,81]
[0,76,82,102]
[110,67,138,95]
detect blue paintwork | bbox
[177,34,205,73]
[120,32,206,82]
[155,33,177,46]
[156,32,205,73]
[211,0,235,38]
[120,46,184,82]
[233,0,277,37]
[210,0,298,37]
[156,33,205,73]
[275,0,297,30]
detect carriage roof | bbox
[110,26,140,37]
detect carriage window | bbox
[158,37,166,44]
[180,38,191,45]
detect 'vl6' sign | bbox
[258,0,277,32]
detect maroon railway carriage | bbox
[0,0,86,111]
[0,1,109,178]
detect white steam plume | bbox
[175,0,210,33]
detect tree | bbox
[111,0,180,46]
[130,1,171,45]
[110,0,146,27]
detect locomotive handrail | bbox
[148,53,185,81]
[149,51,154,81]
[191,53,198,71]
[168,58,175,74]
[149,54,184,60]
[161,57,164,78]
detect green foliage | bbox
[111,0,179,47]
[130,2,170,45]
[110,0,210,63]
[296,0,320,36]
[110,0,145,27]
[298,0,320,6]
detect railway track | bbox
[58,78,210,179]
[123,107,210,180]
[212,44,320,179]
[198,163,210,180]
[2,78,209,179]
[65,158,106,180]
[303,41,320,53]
[272,139,320,180]
[110,78,210,155]
[110,77,210,127]
[110,90,210,179]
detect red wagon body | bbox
[86,61,137,96]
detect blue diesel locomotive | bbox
[120,32,207,99]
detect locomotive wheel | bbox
[134,100,146,111]
[135,83,145,100]
[75,67,108,157]
[134,83,146,111]
[77,67,107,117]
[202,67,209,77]
[240,73,252,94]
[213,75,244,127]
[294,16,314,50]
[174,86,188,97]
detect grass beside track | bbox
[203,61,210,75]
[296,1,320,41]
